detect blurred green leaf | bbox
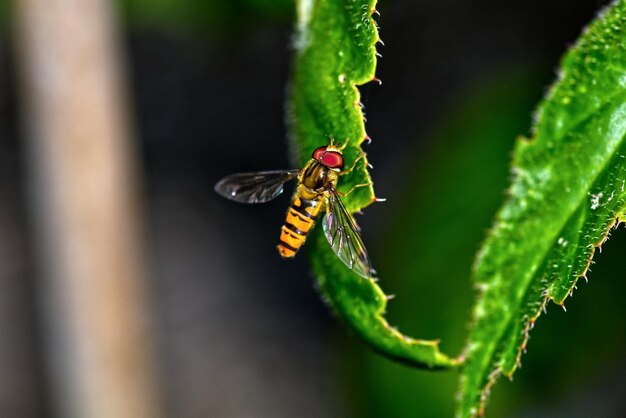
[0,0,11,28]
[458,2,626,416]
[118,0,293,33]
[289,0,456,368]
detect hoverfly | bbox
[214,141,376,279]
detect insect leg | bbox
[338,153,364,175]
[337,182,371,197]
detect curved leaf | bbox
[289,0,457,368]
[458,1,626,416]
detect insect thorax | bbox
[301,160,338,193]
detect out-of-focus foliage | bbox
[117,0,294,33]
[0,1,11,27]
[459,1,626,416]
[290,0,457,369]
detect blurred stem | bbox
[14,1,162,417]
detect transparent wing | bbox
[214,170,300,204]
[322,189,376,279]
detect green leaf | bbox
[458,1,626,416]
[290,0,377,210]
[289,0,457,368]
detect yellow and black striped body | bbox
[277,160,338,258]
[277,191,323,257]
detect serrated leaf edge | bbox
[296,0,459,369]
[466,212,625,418]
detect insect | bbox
[214,141,376,279]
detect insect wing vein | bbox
[322,189,375,279]
[214,170,300,204]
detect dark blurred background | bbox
[1,0,625,417]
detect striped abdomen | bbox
[277,191,323,258]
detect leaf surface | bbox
[289,0,457,368]
[458,2,626,415]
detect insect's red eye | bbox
[321,151,344,170]
[312,146,327,160]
